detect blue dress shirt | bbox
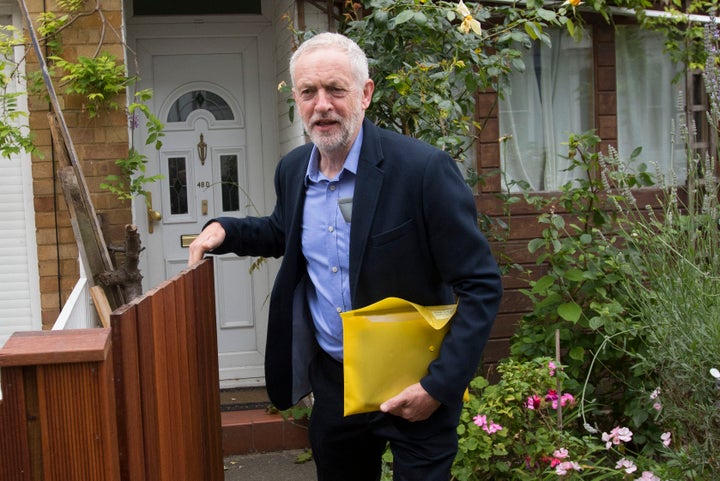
[302,129,362,361]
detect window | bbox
[616,25,687,185]
[166,90,234,123]
[499,30,594,191]
[220,154,240,212]
[167,156,188,215]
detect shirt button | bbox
[328,226,334,232]
[330,185,336,191]
[332,266,338,273]
[336,307,342,313]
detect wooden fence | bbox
[0,258,223,481]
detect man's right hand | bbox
[188,221,227,266]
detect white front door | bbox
[129,25,276,387]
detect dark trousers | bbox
[308,350,461,481]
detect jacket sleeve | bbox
[418,153,503,407]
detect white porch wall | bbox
[0,2,41,348]
[272,0,337,157]
[273,0,305,156]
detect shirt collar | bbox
[305,126,363,185]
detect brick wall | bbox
[24,0,130,329]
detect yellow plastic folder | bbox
[341,297,457,416]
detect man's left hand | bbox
[379,383,441,422]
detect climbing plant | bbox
[0,25,35,158]
[1,0,165,202]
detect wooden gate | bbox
[0,258,223,481]
[111,258,222,481]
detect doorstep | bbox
[221,408,310,455]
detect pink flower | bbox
[616,458,637,474]
[525,394,542,410]
[636,471,661,481]
[555,461,582,475]
[661,432,672,447]
[560,393,575,407]
[601,426,633,449]
[653,402,662,411]
[483,422,503,434]
[548,360,557,376]
[473,414,503,434]
[545,390,575,409]
[553,448,569,459]
[650,388,660,400]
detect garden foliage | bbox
[454,19,720,481]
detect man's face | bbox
[292,48,373,156]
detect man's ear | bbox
[361,79,375,109]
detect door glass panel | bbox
[220,154,239,212]
[167,90,234,122]
[168,156,188,215]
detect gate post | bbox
[0,328,120,481]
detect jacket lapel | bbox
[285,146,312,262]
[349,119,384,306]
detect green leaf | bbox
[566,18,575,39]
[557,302,582,322]
[528,238,545,254]
[393,9,415,26]
[532,275,555,293]
[563,268,585,282]
[524,21,542,40]
[588,316,604,330]
[568,346,585,361]
[536,8,557,21]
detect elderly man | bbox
[189,32,502,481]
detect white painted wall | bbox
[273,0,305,157]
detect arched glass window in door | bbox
[167,90,234,122]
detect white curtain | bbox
[615,26,687,185]
[500,31,594,191]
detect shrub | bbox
[508,129,657,439]
[453,357,673,480]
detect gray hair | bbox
[289,32,369,88]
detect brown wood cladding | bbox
[0,368,32,481]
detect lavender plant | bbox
[611,19,720,477]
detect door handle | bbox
[147,192,162,233]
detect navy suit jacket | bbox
[211,118,503,411]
